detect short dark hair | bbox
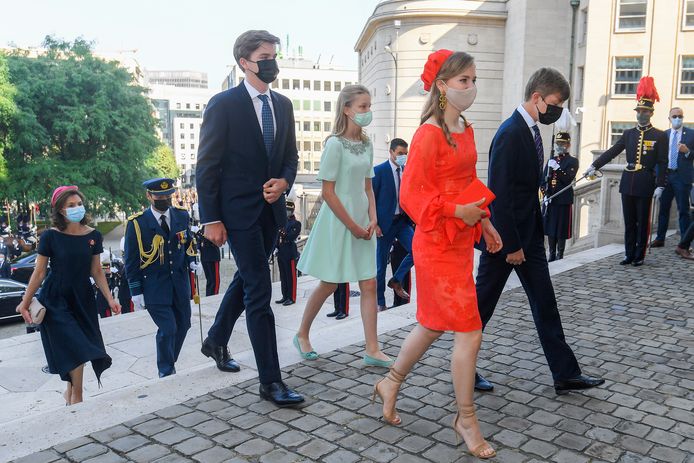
[524,67,570,102]
[389,138,408,152]
[233,30,281,69]
[51,189,90,231]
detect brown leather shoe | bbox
[675,246,694,260]
[387,278,410,300]
[650,239,664,248]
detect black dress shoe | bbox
[259,381,304,407]
[282,299,295,306]
[326,310,339,317]
[650,239,664,248]
[275,298,288,304]
[474,372,494,391]
[619,258,633,265]
[554,375,605,395]
[201,338,241,372]
[335,312,347,320]
[632,259,644,267]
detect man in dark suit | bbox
[197,226,221,296]
[475,68,604,394]
[587,78,668,266]
[652,107,693,247]
[124,178,197,377]
[196,30,303,406]
[275,201,301,306]
[373,138,414,311]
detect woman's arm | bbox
[90,255,121,315]
[16,255,49,322]
[322,180,368,239]
[365,178,377,238]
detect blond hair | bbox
[329,84,371,143]
[420,52,475,147]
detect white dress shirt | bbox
[150,206,171,231]
[244,79,276,137]
[517,104,537,139]
[389,159,402,214]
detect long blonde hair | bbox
[420,52,475,147]
[329,84,371,143]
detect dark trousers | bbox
[679,221,694,249]
[656,172,692,240]
[278,251,297,302]
[622,194,652,261]
[333,283,349,314]
[207,205,281,384]
[147,298,191,376]
[202,260,220,296]
[475,230,581,381]
[390,240,412,307]
[376,217,414,306]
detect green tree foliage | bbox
[0,53,15,182]
[2,36,163,214]
[147,143,180,180]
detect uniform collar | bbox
[150,206,171,224]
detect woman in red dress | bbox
[372,50,502,459]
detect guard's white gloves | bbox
[584,165,596,178]
[189,262,200,273]
[132,294,145,310]
[653,187,665,200]
[548,159,560,171]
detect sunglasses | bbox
[671,115,683,119]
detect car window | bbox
[0,281,24,294]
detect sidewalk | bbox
[5,242,694,462]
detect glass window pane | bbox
[303,100,311,110]
[303,141,311,151]
[324,121,331,132]
[293,79,300,90]
[618,0,647,29]
[314,80,321,90]
[313,122,320,132]
[681,56,694,95]
[313,141,321,151]
[303,121,310,131]
[324,81,331,91]
[614,57,642,95]
[313,100,321,111]
[324,101,331,112]
[292,99,300,110]
[282,79,290,89]
[610,122,633,145]
[334,81,342,91]
[303,80,311,90]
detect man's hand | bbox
[204,222,227,247]
[584,165,596,178]
[678,143,690,154]
[375,224,383,238]
[548,159,560,171]
[132,294,145,310]
[263,178,289,204]
[506,248,525,266]
[653,186,664,200]
[189,262,200,273]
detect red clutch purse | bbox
[444,179,495,243]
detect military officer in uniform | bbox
[124,178,198,377]
[275,201,301,306]
[586,77,667,266]
[541,130,578,261]
[197,226,222,296]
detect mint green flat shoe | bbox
[293,334,319,360]
[363,354,394,368]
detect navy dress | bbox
[37,229,112,383]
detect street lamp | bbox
[384,45,397,138]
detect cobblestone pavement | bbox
[13,245,694,463]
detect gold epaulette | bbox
[127,211,145,221]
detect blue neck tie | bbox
[669,131,679,169]
[257,94,274,158]
[531,125,544,173]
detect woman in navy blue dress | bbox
[17,186,121,405]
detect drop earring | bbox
[439,93,447,110]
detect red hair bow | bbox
[421,49,454,92]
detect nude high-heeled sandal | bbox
[453,404,496,459]
[371,367,406,425]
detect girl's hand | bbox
[16,301,32,324]
[349,224,370,240]
[109,300,122,315]
[365,219,378,240]
[459,198,488,227]
[481,219,503,253]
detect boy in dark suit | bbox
[196,30,303,406]
[474,68,604,394]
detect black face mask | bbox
[537,96,563,125]
[249,58,279,84]
[154,198,171,212]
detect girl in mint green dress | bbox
[295,85,392,367]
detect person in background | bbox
[275,201,301,305]
[197,226,222,297]
[389,240,412,307]
[326,282,350,320]
[0,252,10,278]
[16,186,120,405]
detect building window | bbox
[314,161,320,170]
[613,57,642,95]
[610,122,633,145]
[303,80,311,90]
[680,55,694,95]
[190,144,195,150]
[685,0,694,28]
[313,121,321,132]
[324,121,332,132]
[180,133,185,139]
[324,81,331,91]
[180,143,185,149]
[303,141,311,151]
[176,103,181,109]
[272,80,279,89]
[576,66,585,101]
[189,123,194,129]
[190,133,195,139]
[334,81,342,91]
[292,99,300,111]
[293,79,300,90]
[282,79,290,89]
[195,104,200,110]
[180,123,184,129]
[186,103,191,109]
[345,82,352,87]
[303,161,311,170]
[313,100,321,111]
[314,80,321,91]
[303,121,311,131]
[579,8,588,45]
[303,100,311,111]
[324,101,332,112]
[616,0,647,30]
[313,141,321,151]
[190,153,195,159]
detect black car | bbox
[10,251,38,284]
[0,278,27,323]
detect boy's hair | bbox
[233,30,280,69]
[524,67,570,102]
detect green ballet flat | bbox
[293,334,319,360]
[363,354,394,368]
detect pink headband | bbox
[51,185,79,207]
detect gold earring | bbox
[439,93,447,110]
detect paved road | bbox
[13,239,694,463]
